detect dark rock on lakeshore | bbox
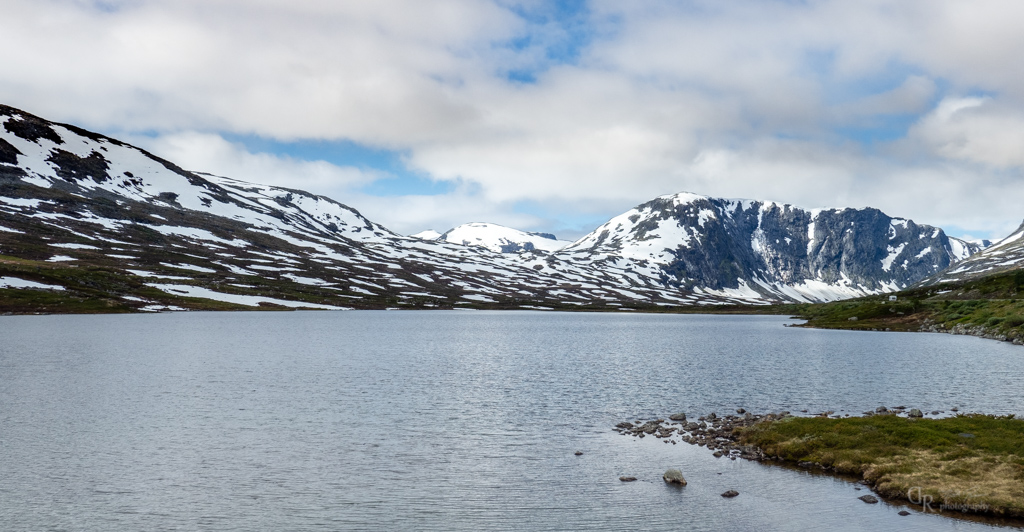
[859,495,879,504]
[921,319,1024,346]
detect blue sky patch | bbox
[222,134,454,197]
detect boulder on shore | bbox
[908,409,923,418]
[663,468,687,485]
[669,413,687,421]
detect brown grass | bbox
[739,414,1024,517]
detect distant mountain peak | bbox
[437,222,570,253]
[411,229,442,240]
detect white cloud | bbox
[3,0,1024,240]
[133,132,380,195]
[905,97,1024,169]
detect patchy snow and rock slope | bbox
[0,104,987,309]
[0,104,738,309]
[919,221,1024,285]
[554,192,984,303]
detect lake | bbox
[1,311,1022,530]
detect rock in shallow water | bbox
[898,510,910,516]
[721,490,739,498]
[669,412,687,421]
[619,476,637,482]
[858,495,879,504]
[663,468,687,485]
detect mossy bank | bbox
[742,413,1024,518]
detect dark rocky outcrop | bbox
[0,137,22,165]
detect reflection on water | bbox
[0,311,1021,530]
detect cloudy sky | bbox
[4,0,1024,240]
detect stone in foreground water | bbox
[663,469,687,485]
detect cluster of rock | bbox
[614,410,788,461]
[921,319,1024,346]
[615,406,954,462]
[863,405,942,418]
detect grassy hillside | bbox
[786,269,1024,344]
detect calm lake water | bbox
[1,311,1022,531]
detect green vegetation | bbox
[739,414,1024,516]
[783,269,1024,344]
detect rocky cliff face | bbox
[555,193,982,302]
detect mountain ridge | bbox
[917,220,1024,287]
[551,192,982,302]
[0,104,999,312]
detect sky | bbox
[3,0,1024,241]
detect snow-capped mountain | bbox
[435,222,570,253]
[0,104,742,310]
[919,221,1024,285]
[552,192,984,302]
[411,229,443,240]
[0,104,988,311]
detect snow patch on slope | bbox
[439,222,569,253]
[0,276,65,290]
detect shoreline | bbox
[1,284,1023,351]
[615,410,1024,523]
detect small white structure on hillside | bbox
[889,295,898,301]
